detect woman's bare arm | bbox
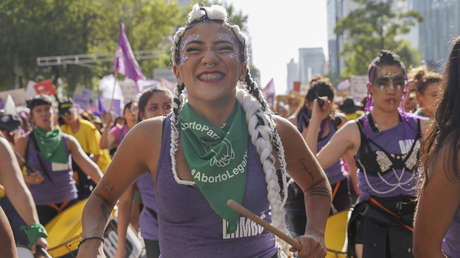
[114,185,135,258]
[65,135,103,183]
[275,116,331,250]
[77,118,163,257]
[414,143,460,258]
[0,137,40,226]
[317,121,361,170]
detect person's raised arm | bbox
[100,112,116,150]
[317,121,360,171]
[65,135,103,183]
[275,116,330,257]
[414,143,460,258]
[77,118,163,258]
[303,99,329,155]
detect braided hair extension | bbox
[236,89,288,232]
[169,83,193,186]
[169,4,289,232]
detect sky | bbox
[226,0,328,94]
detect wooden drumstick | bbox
[226,200,302,251]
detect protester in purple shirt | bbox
[14,95,102,225]
[307,50,430,258]
[414,37,460,258]
[115,86,172,258]
[77,5,331,258]
[286,78,353,237]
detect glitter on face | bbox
[218,33,238,60]
[180,34,199,66]
[217,32,234,42]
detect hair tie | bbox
[199,7,209,22]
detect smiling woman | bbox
[77,4,331,258]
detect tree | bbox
[335,0,423,77]
[0,0,182,93]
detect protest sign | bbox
[349,75,368,102]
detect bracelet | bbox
[78,236,104,249]
[20,224,48,248]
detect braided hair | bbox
[170,4,289,232]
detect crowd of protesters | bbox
[0,5,459,258]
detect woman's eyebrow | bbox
[214,40,233,45]
[184,40,204,46]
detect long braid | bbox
[236,89,289,233]
[170,83,194,185]
[170,4,289,233]
[244,71,270,112]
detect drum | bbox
[325,209,351,258]
[45,199,142,258]
[17,246,34,258]
[45,200,87,257]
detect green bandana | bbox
[20,224,48,248]
[179,102,248,233]
[33,126,67,163]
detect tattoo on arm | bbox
[307,183,331,199]
[300,158,314,181]
[98,181,114,195]
[100,203,111,220]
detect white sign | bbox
[153,68,176,82]
[349,75,368,102]
[119,80,139,102]
[0,88,27,107]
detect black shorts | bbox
[285,178,352,236]
[348,197,415,258]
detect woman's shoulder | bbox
[128,116,166,144]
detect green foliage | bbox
[0,0,182,93]
[335,0,423,76]
[0,0,255,95]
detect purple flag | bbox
[113,23,145,92]
[98,96,108,114]
[262,78,275,109]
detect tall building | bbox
[326,0,340,75]
[410,0,460,70]
[286,58,298,92]
[298,48,326,84]
[326,0,360,76]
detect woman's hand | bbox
[32,237,48,256]
[292,233,327,258]
[311,98,331,122]
[24,171,44,185]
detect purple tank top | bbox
[318,119,346,184]
[154,115,277,258]
[136,173,158,240]
[356,116,420,201]
[442,205,460,257]
[27,134,77,205]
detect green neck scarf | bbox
[33,126,67,163]
[179,102,248,233]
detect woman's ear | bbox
[173,65,183,85]
[239,64,248,81]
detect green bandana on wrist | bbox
[179,102,248,233]
[21,224,48,248]
[33,126,67,163]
